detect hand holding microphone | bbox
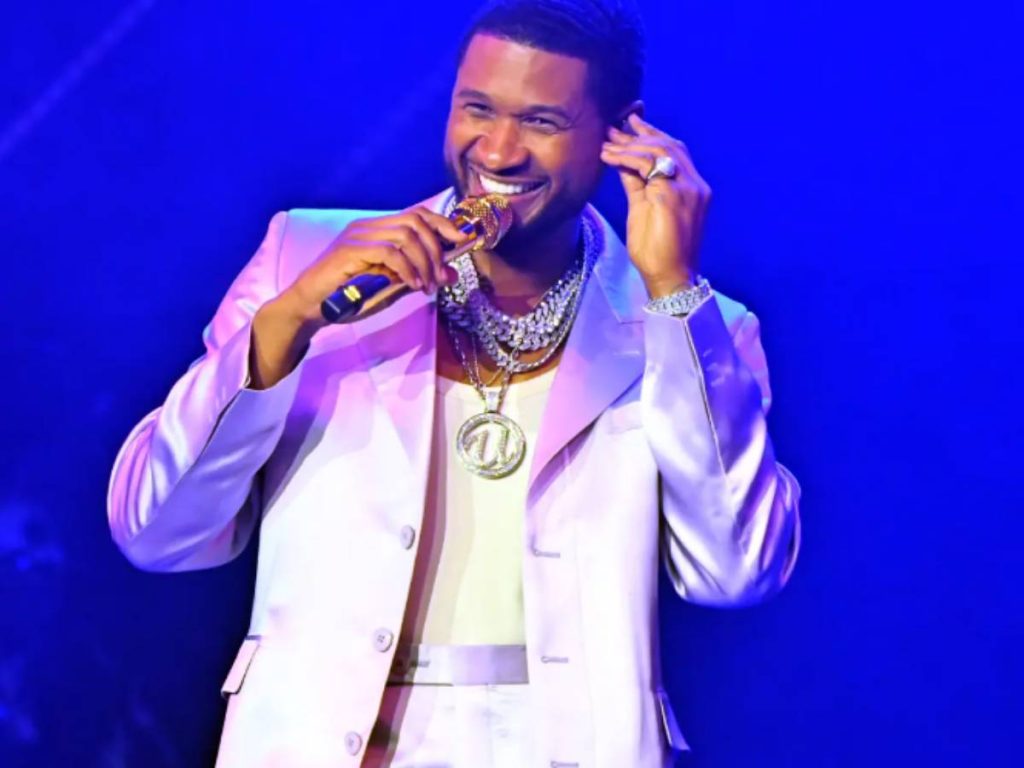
[321,194,512,323]
[248,195,512,389]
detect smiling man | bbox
[107,1,801,766]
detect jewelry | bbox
[439,204,601,478]
[442,253,586,367]
[645,277,712,316]
[645,155,678,182]
[447,319,527,479]
[439,213,599,370]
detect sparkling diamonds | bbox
[455,411,527,479]
[438,198,603,479]
[439,211,601,376]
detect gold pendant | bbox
[455,411,526,479]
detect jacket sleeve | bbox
[107,211,305,572]
[642,296,801,606]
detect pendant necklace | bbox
[447,321,528,479]
[439,208,600,479]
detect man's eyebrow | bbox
[455,89,575,122]
[455,89,494,102]
[515,102,572,121]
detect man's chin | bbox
[500,209,571,247]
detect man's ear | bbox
[615,100,645,131]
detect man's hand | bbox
[249,206,471,389]
[600,113,711,299]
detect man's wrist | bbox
[645,277,712,317]
[249,299,317,390]
[262,291,324,339]
[642,270,697,300]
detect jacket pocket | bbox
[220,635,261,699]
[655,687,689,752]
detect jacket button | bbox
[399,525,417,549]
[344,731,362,755]
[373,628,394,652]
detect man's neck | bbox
[471,215,582,316]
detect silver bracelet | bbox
[645,277,712,316]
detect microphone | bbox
[320,194,514,324]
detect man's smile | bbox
[467,166,548,199]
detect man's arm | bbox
[601,113,800,605]
[107,211,305,571]
[642,297,801,606]
[107,204,471,572]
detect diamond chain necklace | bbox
[439,201,600,478]
[438,205,599,374]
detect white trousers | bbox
[364,683,535,767]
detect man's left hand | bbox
[600,113,711,299]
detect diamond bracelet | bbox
[645,277,713,317]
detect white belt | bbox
[387,644,529,686]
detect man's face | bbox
[444,34,608,243]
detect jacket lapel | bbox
[346,190,452,487]
[528,209,648,492]
[349,292,438,500]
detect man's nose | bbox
[475,118,529,170]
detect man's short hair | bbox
[457,0,646,122]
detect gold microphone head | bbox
[451,194,514,251]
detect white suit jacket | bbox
[108,190,801,767]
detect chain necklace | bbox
[442,253,586,353]
[439,206,601,479]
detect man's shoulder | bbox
[281,191,450,229]
[264,208,381,285]
[275,191,451,258]
[281,206,391,241]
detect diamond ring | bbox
[645,155,678,183]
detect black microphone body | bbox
[320,195,512,324]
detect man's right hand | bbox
[249,206,471,390]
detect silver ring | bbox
[645,155,678,183]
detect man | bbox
[108,1,801,765]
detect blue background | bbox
[1,1,1020,765]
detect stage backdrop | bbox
[1,1,1020,765]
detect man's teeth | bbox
[477,174,542,196]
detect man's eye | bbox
[523,116,560,132]
[464,103,493,117]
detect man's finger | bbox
[627,112,668,139]
[605,130,698,177]
[411,207,474,246]
[600,146,646,196]
[395,217,445,285]
[375,243,424,291]
[404,210,462,285]
[384,225,438,292]
[601,145,666,182]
